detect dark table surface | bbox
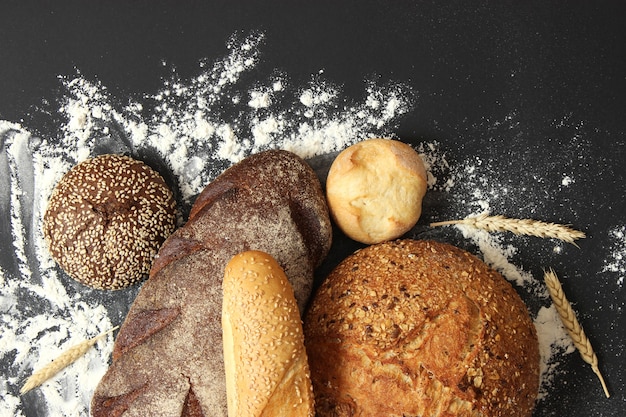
[1,1,624,416]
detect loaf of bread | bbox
[304,239,539,417]
[43,154,177,290]
[91,150,332,416]
[222,251,314,417]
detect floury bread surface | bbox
[91,150,332,417]
[304,239,540,417]
[325,139,427,244]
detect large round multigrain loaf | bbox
[304,239,539,417]
[91,150,332,417]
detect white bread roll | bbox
[222,251,315,417]
[326,138,428,244]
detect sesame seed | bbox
[43,154,177,290]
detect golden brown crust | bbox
[304,239,539,417]
[222,251,314,417]
[91,150,332,417]
[325,139,427,244]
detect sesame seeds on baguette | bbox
[222,251,314,417]
[91,150,332,416]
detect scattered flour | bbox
[53,35,412,208]
[534,305,577,400]
[561,175,574,187]
[421,122,586,402]
[1,123,114,417]
[0,31,613,416]
[603,226,626,288]
[457,225,545,296]
[0,31,414,416]
[414,141,454,190]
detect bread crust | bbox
[43,154,177,290]
[304,239,539,417]
[91,150,332,417]
[222,251,314,417]
[325,139,427,244]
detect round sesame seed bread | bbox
[222,251,314,417]
[304,239,539,417]
[91,150,332,417]
[43,154,177,290]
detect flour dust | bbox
[0,31,414,416]
[0,30,618,416]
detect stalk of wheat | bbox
[20,326,119,395]
[430,212,585,245]
[543,269,610,398]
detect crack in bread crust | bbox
[304,239,539,417]
[91,150,332,417]
[112,307,180,361]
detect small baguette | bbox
[91,150,332,416]
[222,251,314,417]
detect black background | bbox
[1,1,625,416]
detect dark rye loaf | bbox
[91,150,332,417]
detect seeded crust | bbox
[304,239,539,417]
[91,150,332,417]
[43,154,177,290]
[222,251,314,417]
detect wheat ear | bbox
[543,269,610,398]
[430,212,585,245]
[20,326,119,395]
